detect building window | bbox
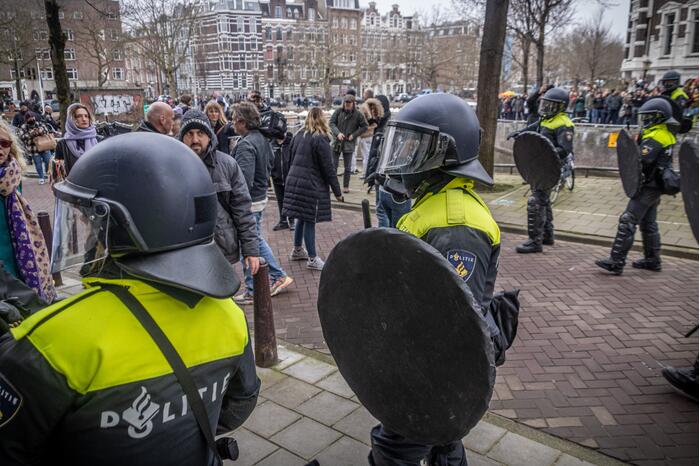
[112,68,124,80]
[35,48,50,60]
[276,27,282,40]
[33,30,48,41]
[64,48,76,60]
[350,19,357,29]
[275,6,282,18]
[73,11,83,20]
[41,68,53,80]
[112,49,122,60]
[332,17,339,28]
[341,18,347,29]
[65,29,74,41]
[663,13,675,55]
[66,68,78,80]
[109,29,119,41]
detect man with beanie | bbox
[178,109,260,282]
[231,102,294,303]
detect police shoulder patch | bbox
[446,249,477,282]
[0,373,23,428]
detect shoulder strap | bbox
[102,284,223,466]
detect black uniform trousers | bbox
[624,187,661,227]
[370,425,468,466]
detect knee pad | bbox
[527,196,541,209]
[639,220,659,235]
[618,212,637,234]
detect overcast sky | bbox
[365,0,630,39]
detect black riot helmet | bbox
[659,70,681,94]
[376,93,492,197]
[538,87,569,119]
[637,97,678,130]
[51,132,240,298]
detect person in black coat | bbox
[271,131,293,231]
[282,108,344,271]
[205,100,237,154]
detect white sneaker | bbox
[307,256,325,270]
[39,178,45,185]
[289,247,309,261]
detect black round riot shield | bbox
[513,131,561,191]
[679,141,699,242]
[616,129,642,198]
[317,228,495,445]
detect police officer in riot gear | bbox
[512,87,575,253]
[373,93,518,466]
[660,70,689,107]
[0,133,260,466]
[596,98,679,274]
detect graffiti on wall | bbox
[79,89,144,123]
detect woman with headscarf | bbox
[0,119,56,303]
[205,100,237,154]
[54,103,101,177]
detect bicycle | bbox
[549,154,575,204]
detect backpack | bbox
[259,110,287,140]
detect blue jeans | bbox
[243,210,286,294]
[294,219,316,258]
[33,151,51,179]
[376,187,412,228]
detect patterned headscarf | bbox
[0,159,56,303]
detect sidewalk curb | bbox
[271,339,629,466]
[326,198,699,261]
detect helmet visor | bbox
[538,99,561,117]
[637,111,661,129]
[51,199,110,273]
[377,122,445,175]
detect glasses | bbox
[0,139,12,149]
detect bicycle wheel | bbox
[566,171,575,191]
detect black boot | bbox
[662,359,699,402]
[516,198,544,254]
[632,227,662,271]
[595,212,637,274]
[543,203,554,245]
[273,219,290,231]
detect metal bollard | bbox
[37,211,62,287]
[252,260,278,368]
[362,199,372,229]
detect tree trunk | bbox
[44,0,69,132]
[521,38,530,95]
[536,24,546,87]
[165,69,178,97]
[476,0,510,180]
[13,58,23,101]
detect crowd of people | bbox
[499,77,699,126]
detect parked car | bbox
[308,98,321,107]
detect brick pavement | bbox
[27,172,698,465]
[250,208,698,466]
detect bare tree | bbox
[571,8,624,84]
[74,7,125,88]
[0,4,40,101]
[43,0,69,130]
[121,0,202,96]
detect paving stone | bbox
[282,357,337,384]
[546,417,583,428]
[553,454,597,466]
[270,418,343,459]
[256,367,288,390]
[254,448,306,466]
[333,406,379,445]
[487,433,561,466]
[262,377,321,409]
[296,391,360,426]
[590,406,617,426]
[316,371,355,398]
[243,401,301,438]
[316,436,369,466]
[272,346,305,370]
[463,421,507,454]
[224,429,277,466]
[466,452,505,466]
